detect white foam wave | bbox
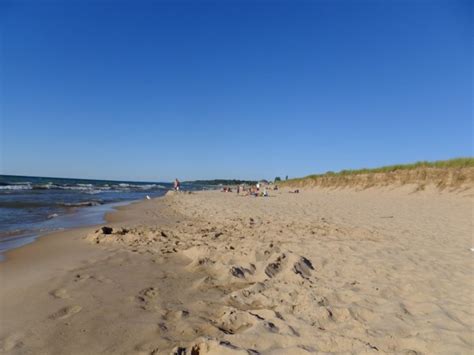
[0,181,167,193]
[0,184,32,190]
[58,186,93,191]
[85,190,103,194]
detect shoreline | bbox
[1,186,472,354]
[0,199,145,261]
[0,198,154,291]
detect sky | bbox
[0,0,472,182]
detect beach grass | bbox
[282,158,474,186]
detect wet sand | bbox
[0,186,472,354]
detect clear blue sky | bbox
[1,0,472,182]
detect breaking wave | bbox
[0,181,169,193]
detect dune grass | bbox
[284,158,474,184]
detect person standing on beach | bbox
[174,178,180,191]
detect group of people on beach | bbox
[175,178,299,196]
[222,183,270,197]
[174,177,292,196]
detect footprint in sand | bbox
[49,288,70,299]
[163,309,190,321]
[293,256,314,279]
[140,287,159,298]
[49,305,82,320]
[135,287,160,309]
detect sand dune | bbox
[282,166,474,191]
[0,185,472,354]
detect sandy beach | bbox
[1,184,472,354]
[3,0,472,353]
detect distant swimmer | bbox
[174,178,181,191]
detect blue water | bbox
[0,201,130,255]
[0,175,206,255]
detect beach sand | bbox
[0,185,472,354]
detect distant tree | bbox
[274,176,281,182]
[285,175,288,180]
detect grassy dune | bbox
[282,158,474,190]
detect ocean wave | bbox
[0,181,32,186]
[0,180,170,193]
[0,184,33,190]
[136,184,158,190]
[0,199,105,209]
[85,189,104,195]
[32,183,55,190]
[58,200,104,207]
[56,185,94,191]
